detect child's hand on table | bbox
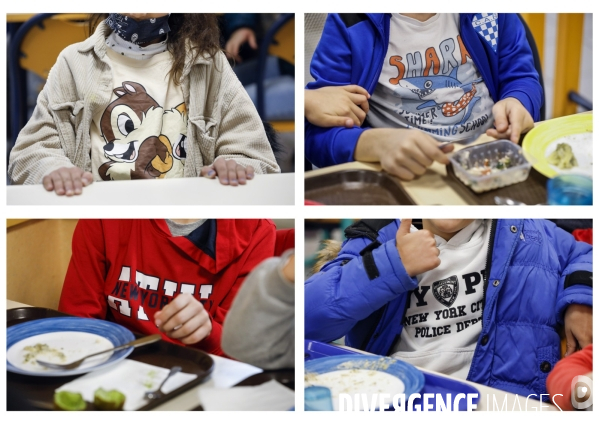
[355,128,454,181]
[564,304,593,356]
[396,218,441,277]
[200,157,255,186]
[42,167,93,196]
[486,97,534,143]
[154,293,212,345]
[305,86,370,128]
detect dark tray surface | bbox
[7,307,214,411]
[305,169,415,205]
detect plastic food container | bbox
[450,140,531,193]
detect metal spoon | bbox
[494,196,526,206]
[35,334,162,370]
[144,366,182,400]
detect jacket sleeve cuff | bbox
[501,92,537,122]
[305,122,368,167]
[372,239,419,294]
[555,285,593,325]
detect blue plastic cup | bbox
[547,175,592,205]
[305,386,334,411]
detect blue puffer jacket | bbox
[305,13,544,168]
[305,219,592,397]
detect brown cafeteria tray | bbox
[7,307,214,411]
[305,169,416,205]
[445,163,548,205]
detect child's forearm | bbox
[354,128,394,162]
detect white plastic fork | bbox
[144,366,182,400]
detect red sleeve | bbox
[192,219,276,356]
[547,344,593,411]
[58,220,109,319]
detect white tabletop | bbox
[7,173,295,205]
[6,300,267,411]
[330,344,559,411]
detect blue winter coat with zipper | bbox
[305,13,544,168]
[304,219,592,397]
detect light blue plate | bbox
[305,354,425,402]
[7,317,135,377]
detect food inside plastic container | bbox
[467,156,513,176]
[450,140,531,193]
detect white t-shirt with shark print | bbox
[368,13,495,143]
[391,219,489,380]
[90,41,187,181]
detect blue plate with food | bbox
[7,317,135,377]
[305,354,425,410]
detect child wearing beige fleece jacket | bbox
[9,13,280,196]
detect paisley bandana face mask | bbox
[105,13,171,45]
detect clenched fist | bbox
[396,219,441,277]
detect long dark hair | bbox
[88,14,221,84]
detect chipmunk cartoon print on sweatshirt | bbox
[97,81,187,180]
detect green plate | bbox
[522,114,592,178]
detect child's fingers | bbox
[360,97,370,114]
[52,173,67,196]
[212,159,229,184]
[248,32,258,50]
[71,173,84,195]
[200,166,216,178]
[486,128,503,139]
[409,144,435,168]
[508,110,523,143]
[492,104,509,132]
[161,304,198,334]
[179,317,212,345]
[350,103,367,125]
[439,143,455,154]
[42,175,54,192]
[397,218,413,237]
[565,329,577,357]
[348,93,370,113]
[417,136,450,165]
[400,156,427,176]
[227,160,238,186]
[320,115,354,128]
[59,168,78,196]
[154,294,191,328]
[342,85,370,99]
[81,172,94,186]
[236,164,247,185]
[346,109,363,127]
[388,165,415,181]
[246,165,255,179]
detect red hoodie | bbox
[58,219,276,356]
